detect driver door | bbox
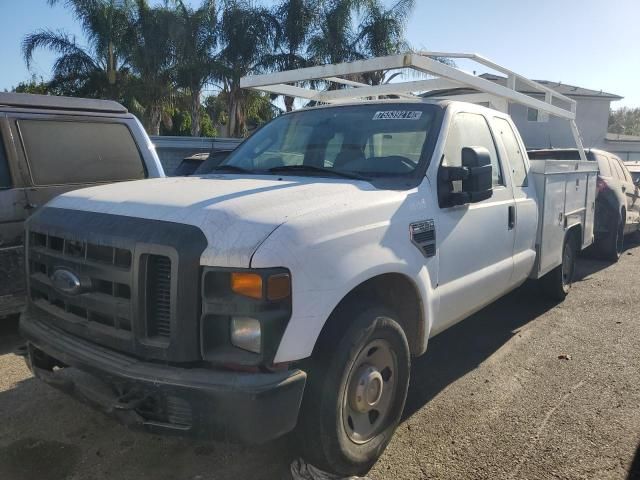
[435,111,516,332]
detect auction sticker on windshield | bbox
[373,111,423,120]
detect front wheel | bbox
[296,305,410,476]
[541,232,577,301]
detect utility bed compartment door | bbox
[537,174,566,276]
[529,160,598,279]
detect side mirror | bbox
[438,146,493,207]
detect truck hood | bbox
[48,175,393,267]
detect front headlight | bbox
[230,316,261,353]
[201,267,292,366]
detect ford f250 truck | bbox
[19,53,598,475]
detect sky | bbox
[1,0,639,108]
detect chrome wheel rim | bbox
[342,338,398,444]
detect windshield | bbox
[220,104,439,179]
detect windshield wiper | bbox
[268,165,368,181]
[211,164,253,174]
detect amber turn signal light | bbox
[267,273,291,300]
[230,272,263,299]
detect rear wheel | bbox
[599,211,624,262]
[541,231,577,301]
[296,305,410,476]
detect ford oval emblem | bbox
[50,268,82,295]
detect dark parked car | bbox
[173,148,238,176]
[528,148,640,260]
[0,92,164,318]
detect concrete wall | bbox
[150,136,242,175]
[509,97,611,150]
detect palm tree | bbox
[22,0,134,99]
[215,0,279,137]
[126,0,177,135]
[265,0,319,112]
[172,0,217,136]
[355,0,414,85]
[308,0,361,66]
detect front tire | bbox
[541,231,577,301]
[297,305,410,476]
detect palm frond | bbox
[22,29,97,70]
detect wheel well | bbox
[567,224,582,248]
[315,273,426,356]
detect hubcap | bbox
[349,366,384,413]
[343,338,397,444]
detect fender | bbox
[250,197,439,363]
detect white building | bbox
[426,74,640,161]
[480,74,640,161]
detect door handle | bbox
[508,205,516,230]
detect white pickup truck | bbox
[20,53,597,475]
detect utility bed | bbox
[529,160,598,278]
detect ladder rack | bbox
[240,51,587,161]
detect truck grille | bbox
[28,232,135,337]
[25,207,207,363]
[145,255,172,339]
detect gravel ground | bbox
[1,240,639,480]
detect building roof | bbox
[0,92,127,113]
[479,73,623,100]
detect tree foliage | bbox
[609,107,640,137]
[23,0,134,98]
[21,0,416,137]
[172,0,218,135]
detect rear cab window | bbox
[493,117,528,187]
[16,119,146,185]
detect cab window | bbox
[493,117,528,187]
[0,134,11,189]
[443,112,503,190]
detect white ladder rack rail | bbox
[240,51,587,161]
